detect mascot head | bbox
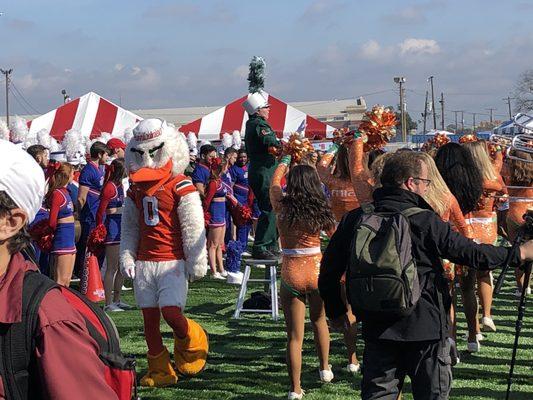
[125,119,189,180]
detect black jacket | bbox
[319,186,521,342]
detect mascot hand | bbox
[185,260,207,283]
[120,255,136,279]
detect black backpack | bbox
[0,271,137,400]
[347,205,425,320]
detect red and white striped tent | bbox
[28,92,141,141]
[179,92,335,141]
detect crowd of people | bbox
[0,98,532,399]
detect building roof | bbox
[132,97,366,126]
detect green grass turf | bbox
[110,270,533,400]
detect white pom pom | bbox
[123,128,133,144]
[232,130,242,149]
[63,129,83,159]
[37,129,52,148]
[187,132,198,156]
[49,137,62,152]
[222,133,232,150]
[0,119,9,141]
[9,116,28,144]
[23,129,37,149]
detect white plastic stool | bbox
[233,259,280,321]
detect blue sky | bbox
[1,0,532,126]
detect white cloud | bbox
[322,44,345,64]
[361,40,381,58]
[16,74,40,91]
[232,65,248,79]
[359,40,395,62]
[299,0,344,24]
[399,38,440,56]
[131,66,141,76]
[114,63,124,71]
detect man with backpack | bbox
[0,139,118,399]
[319,151,533,399]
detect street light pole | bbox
[439,92,444,130]
[423,90,428,134]
[428,76,437,129]
[0,68,12,126]
[394,77,407,142]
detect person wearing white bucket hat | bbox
[0,139,118,399]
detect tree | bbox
[387,105,418,133]
[513,69,533,113]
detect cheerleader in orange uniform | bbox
[270,155,336,399]
[506,149,533,295]
[435,142,485,352]
[419,152,473,355]
[316,136,368,373]
[463,140,506,333]
[316,141,356,220]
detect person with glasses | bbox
[242,92,281,260]
[319,151,533,400]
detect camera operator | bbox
[319,151,533,400]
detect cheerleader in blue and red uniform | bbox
[95,158,128,311]
[203,158,227,279]
[46,162,76,286]
[229,149,256,249]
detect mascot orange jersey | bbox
[128,175,196,261]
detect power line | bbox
[8,86,33,115]
[10,81,40,114]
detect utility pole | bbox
[423,90,428,134]
[472,112,477,132]
[461,111,464,132]
[452,110,459,133]
[439,92,444,130]
[394,77,407,141]
[428,76,437,129]
[486,108,495,124]
[503,97,515,119]
[0,68,12,127]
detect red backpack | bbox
[0,271,137,400]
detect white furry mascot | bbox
[120,118,208,387]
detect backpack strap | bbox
[400,207,427,218]
[360,203,375,214]
[0,271,57,400]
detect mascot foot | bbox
[140,348,178,387]
[174,318,209,376]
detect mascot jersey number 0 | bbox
[120,118,209,387]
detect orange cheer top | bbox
[270,163,323,295]
[441,192,473,239]
[316,141,364,221]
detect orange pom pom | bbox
[283,133,315,163]
[358,105,397,151]
[422,132,450,152]
[458,133,478,144]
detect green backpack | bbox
[347,204,426,320]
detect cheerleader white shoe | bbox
[212,272,225,280]
[288,390,304,400]
[481,317,496,332]
[319,365,334,383]
[347,363,360,374]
